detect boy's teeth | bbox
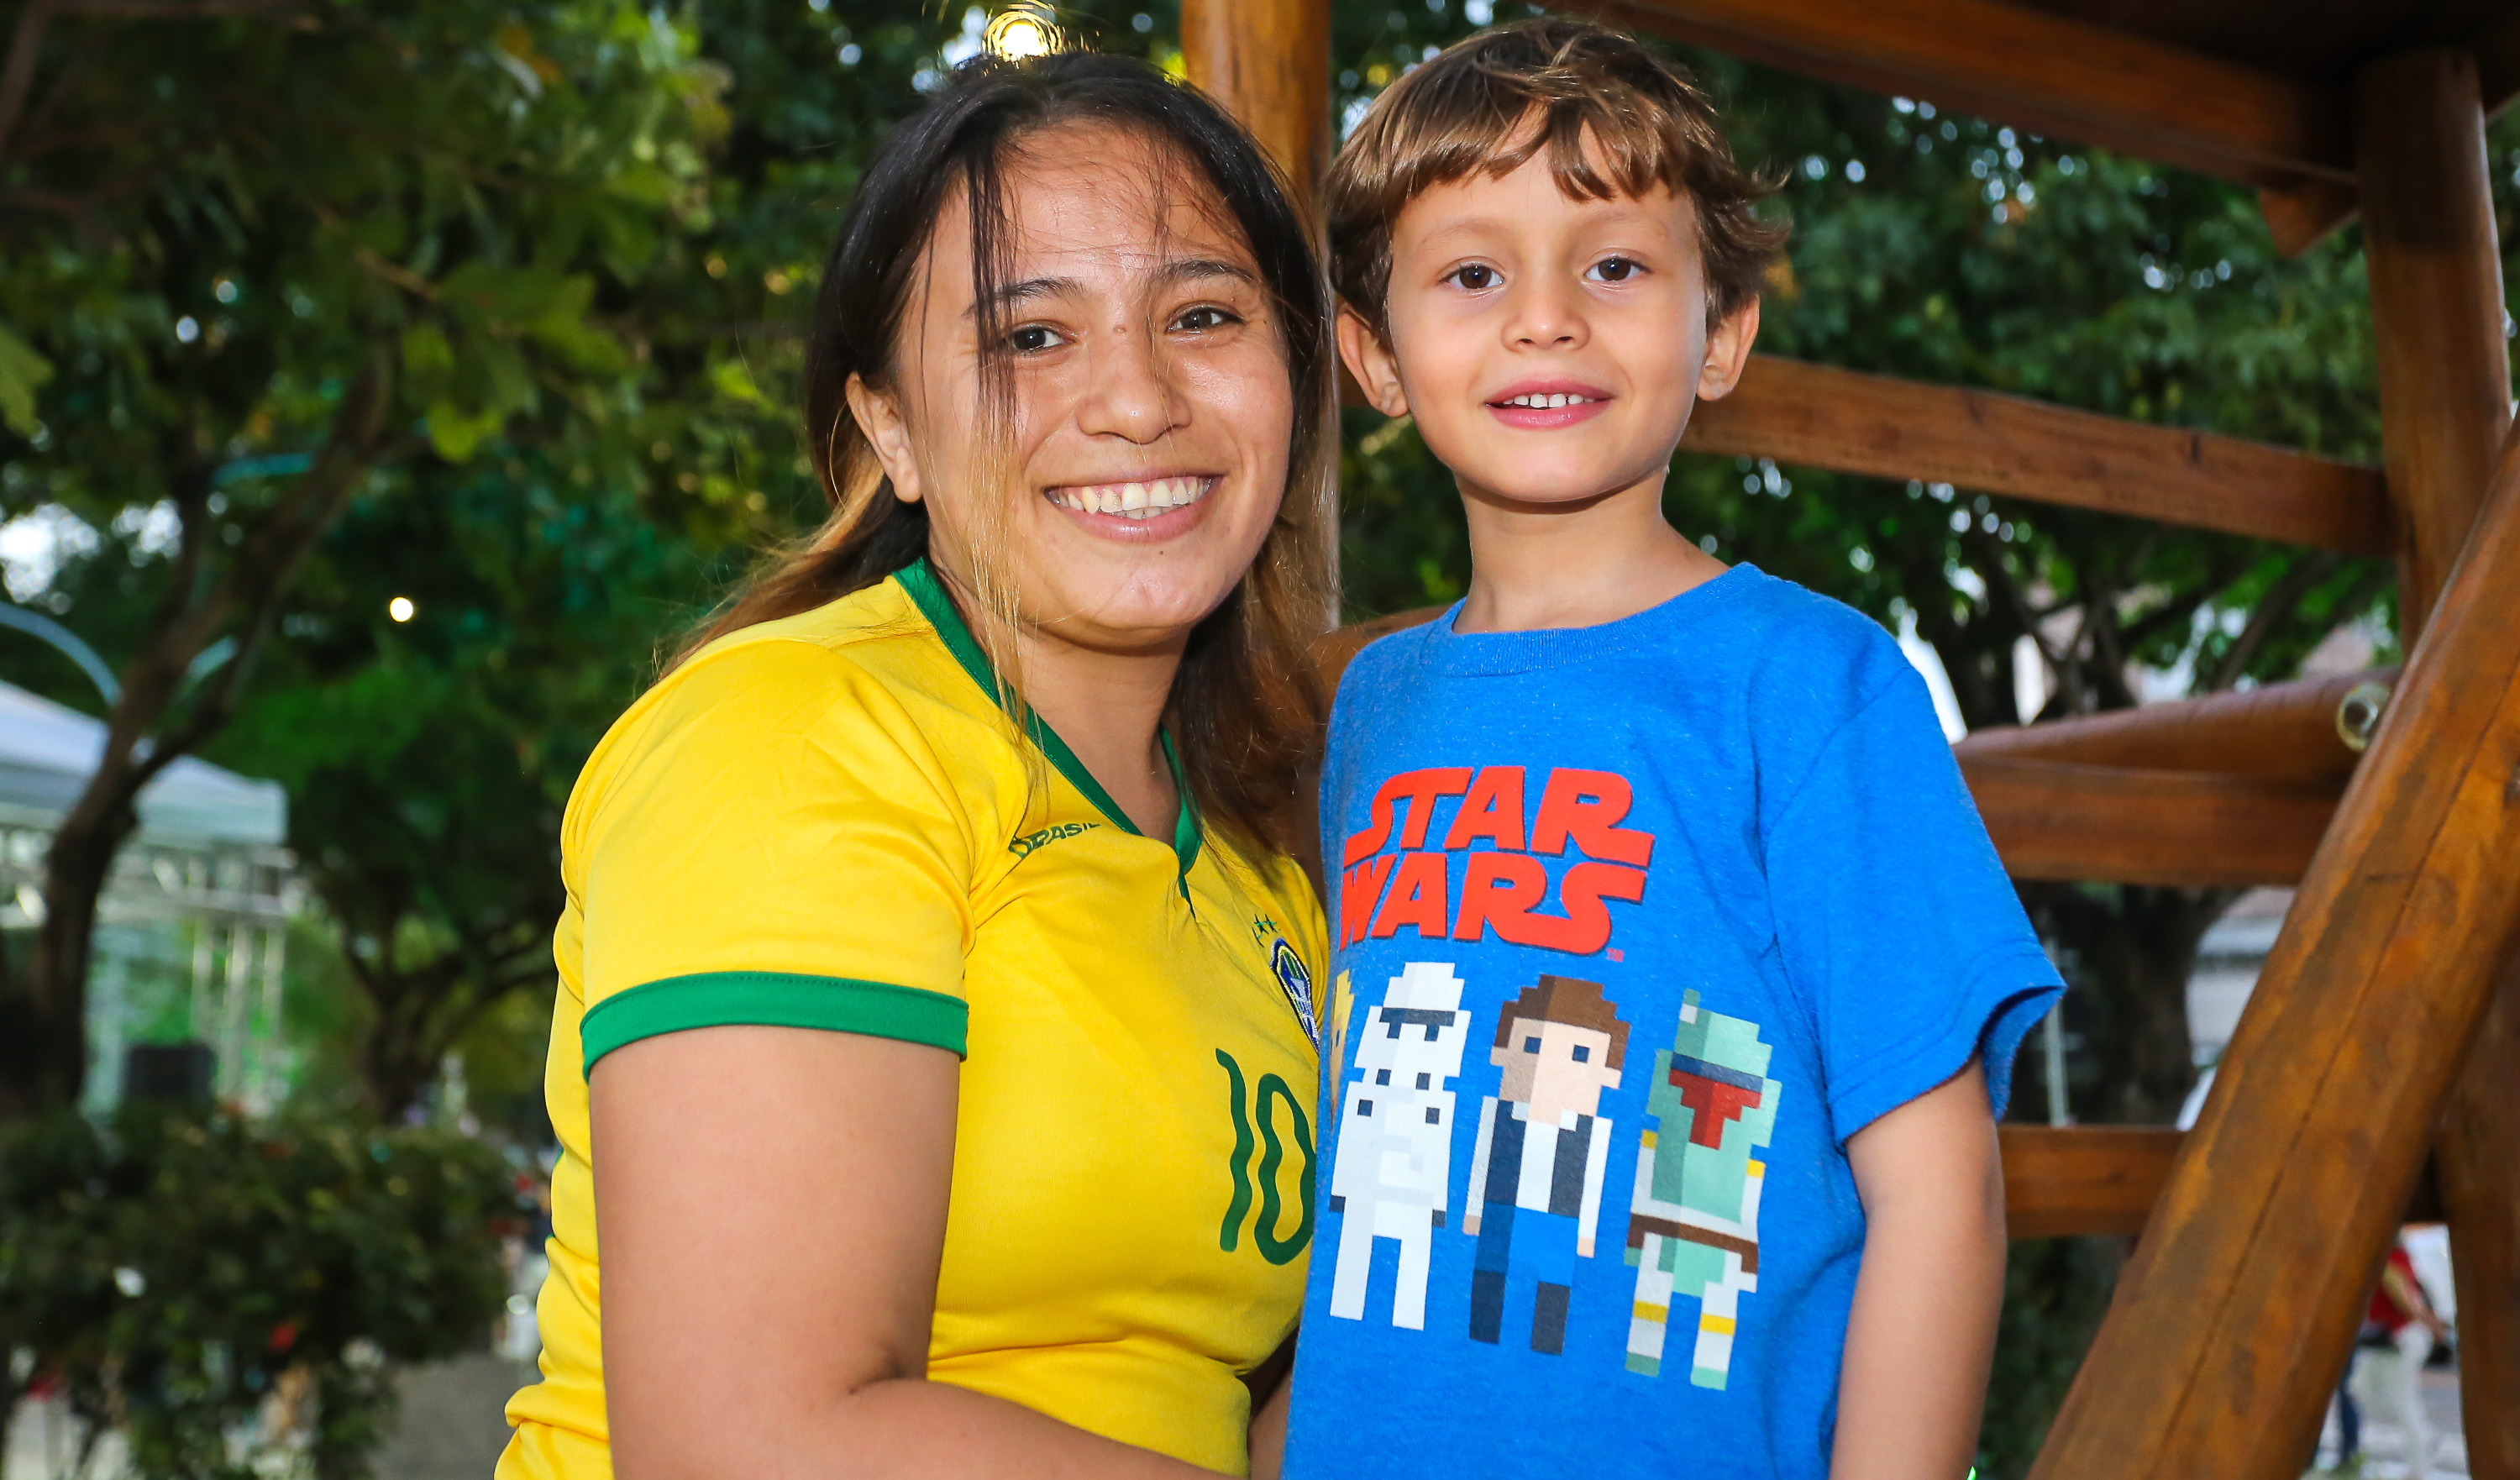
[1053,475,1211,520]
[1504,392,1594,407]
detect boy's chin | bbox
[1457,468,1650,512]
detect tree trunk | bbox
[0,793,140,1119]
[0,356,391,1124]
[2020,882,2230,1126]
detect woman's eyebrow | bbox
[969,276,1080,317]
[1158,256,1258,288]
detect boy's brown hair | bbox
[1494,974,1630,1070]
[1326,18,1788,339]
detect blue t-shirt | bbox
[1282,565,2062,1480]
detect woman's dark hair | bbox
[682,50,1335,853]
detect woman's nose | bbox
[1074,329,1184,443]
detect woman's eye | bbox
[1588,257,1645,284]
[1173,305,1240,334]
[1007,323,1067,354]
[1446,263,1499,292]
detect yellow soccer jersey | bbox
[499,561,1325,1480]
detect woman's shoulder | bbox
[564,579,1013,857]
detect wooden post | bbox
[2361,49,2520,1480]
[2360,50,2512,626]
[2024,423,2520,1478]
[1179,0,1331,199]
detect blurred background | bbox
[0,1,2504,1476]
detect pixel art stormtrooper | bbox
[1625,989,1782,1387]
[1327,962,1472,1330]
[1462,974,1627,1355]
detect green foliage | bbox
[0,1102,514,1479]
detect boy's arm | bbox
[1831,1059,2006,1480]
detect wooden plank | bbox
[2256,13,2520,258]
[1578,0,2348,189]
[1180,0,1330,197]
[1959,756,2335,888]
[2365,55,2520,1480]
[1680,355,2393,554]
[2001,1126,2181,1240]
[2025,413,2520,1480]
[1954,669,2394,786]
[2360,49,2513,627]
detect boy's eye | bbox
[1173,304,1240,334]
[1587,256,1645,284]
[1523,1037,1541,1053]
[1006,323,1068,354]
[1446,263,1500,291]
[1572,1045,1590,1063]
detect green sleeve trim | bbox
[580,972,968,1073]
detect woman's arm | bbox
[1829,1060,2007,1480]
[596,1024,1220,1480]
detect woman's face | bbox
[851,121,1296,659]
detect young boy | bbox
[1270,21,2063,1480]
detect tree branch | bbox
[0,0,310,169]
[2202,553,2343,693]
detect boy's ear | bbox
[1694,297,1762,404]
[1336,305,1411,419]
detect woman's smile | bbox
[1044,473,1219,531]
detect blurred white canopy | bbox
[0,679,285,846]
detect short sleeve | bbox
[571,639,981,1073]
[1763,664,2063,1145]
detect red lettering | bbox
[1530,769,1655,867]
[1368,852,1451,939]
[1442,766,1527,851]
[1340,855,1398,947]
[1452,851,1546,941]
[1341,767,1476,867]
[1499,861,1650,955]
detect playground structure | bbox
[1184,1,2520,1475]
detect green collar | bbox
[895,559,1203,880]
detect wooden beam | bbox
[1953,669,2394,787]
[1578,0,2347,190]
[1958,757,2334,889]
[2000,1128,2445,1242]
[1681,355,2393,554]
[2439,949,2520,1480]
[2364,53,2520,1480]
[2265,11,2520,258]
[2360,50,2514,626]
[1180,0,1330,198]
[2001,1126,2181,1240]
[2025,421,2520,1480]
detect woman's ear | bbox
[1695,297,1761,403]
[845,374,922,504]
[1336,307,1410,419]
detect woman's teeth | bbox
[1051,475,1211,521]
[1499,392,1599,408]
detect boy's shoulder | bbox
[1331,568,1915,718]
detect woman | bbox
[497,50,1336,1480]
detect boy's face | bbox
[1340,139,1757,512]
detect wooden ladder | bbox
[1189,1,2520,1473]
